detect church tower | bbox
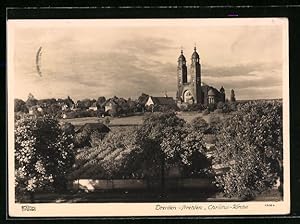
[177,49,187,86]
[176,47,202,104]
[190,47,202,104]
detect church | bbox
[176,47,226,106]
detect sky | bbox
[8,18,288,101]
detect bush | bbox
[213,101,283,199]
[15,99,29,113]
[65,110,97,119]
[208,103,216,112]
[74,123,110,148]
[202,109,210,115]
[70,129,142,179]
[190,117,208,133]
[216,101,224,110]
[228,102,237,112]
[70,113,212,182]
[186,103,205,112]
[15,116,75,201]
[208,114,221,125]
[138,112,209,178]
[215,108,223,114]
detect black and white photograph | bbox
[7,18,289,216]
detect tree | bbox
[76,99,92,110]
[15,116,75,202]
[136,112,210,195]
[216,101,224,110]
[97,96,106,109]
[25,93,38,108]
[190,116,209,133]
[213,101,283,199]
[138,93,149,105]
[14,99,28,113]
[127,98,138,113]
[230,89,236,102]
[108,103,121,117]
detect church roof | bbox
[149,96,176,105]
[208,89,216,96]
[178,50,186,61]
[191,47,199,59]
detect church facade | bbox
[176,47,226,106]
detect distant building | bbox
[104,98,118,112]
[145,96,176,107]
[176,47,230,106]
[89,102,98,111]
[28,105,43,115]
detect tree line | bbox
[15,99,283,201]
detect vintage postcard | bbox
[7,18,289,217]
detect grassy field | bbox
[61,111,224,131]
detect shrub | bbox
[15,116,75,201]
[215,108,223,114]
[216,101,224,110]
[138,112,210,179]
[70,129,141,179]
[15,99,29,113]
[208,114,221,125]
[104,117,110,125]
[228,102,237,112]
[65,110,97,119]
[202,109,210,115]
[74,123,110,148]
[70,113,211,182]
[213,101,283,199]
[190,116,208,133]
[186,103,204,112]
[208,103,216,112]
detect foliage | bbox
[215,109,223,114]
[25,93,38,108]
[65,110,97,119]
[213,100,283,199]
[108,103,121,117]
[180,126,211,177]
[216,101,224,110]
[207,114,221,134]
[15,116,75,201]
[137,93,149,105]
[71,129,141,179]
[208,103,216,112]
[202,109,210,115]
[15,99,29,113]
[137,112,208,177]
[76,99,95,110]
[74,123,110,148]
[228,101,237,112]
[185,103,205,112]
[96,96,106,108]
[70,112,211,181]
[190,116,208,133]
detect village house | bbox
[88,102,98,111]
[145,96,177,112]
[104,98,118,112]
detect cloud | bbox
[12,20,286,101]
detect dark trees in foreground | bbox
[15,116,75,201]
[213,101,283,199]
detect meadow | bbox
[62,111,225,131]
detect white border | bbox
[7,18,290,217]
